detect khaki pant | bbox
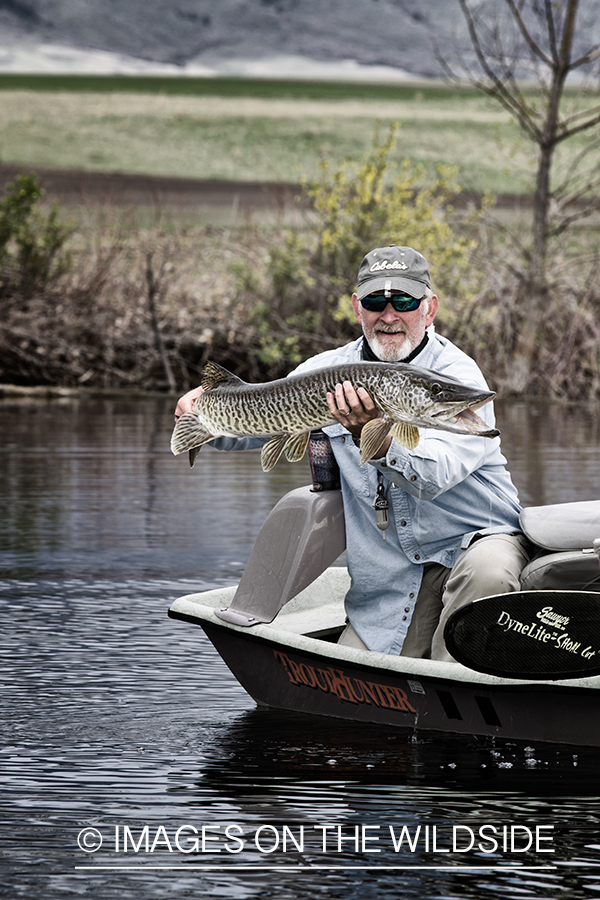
[339,534,531,662]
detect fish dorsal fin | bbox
[391,422,420,450]
[261,434,290,472]
[284,431,310,463]
[200,360,244,391]
[359,417,392,465]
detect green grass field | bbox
[0,73,480,101]
[0,74,544,195]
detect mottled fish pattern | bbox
[171,360,499,472]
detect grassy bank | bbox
[1,75,596,197]
[0,78,529,194]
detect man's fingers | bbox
[341,381,361,412]
[327,383,379,431]
[326,391,339,416]
[174,386,204,421]
[334,383,350,413]
[356,385,377,412]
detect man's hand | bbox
[326,381,392,458]
[174,386,204,421]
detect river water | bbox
[1,393,600,900]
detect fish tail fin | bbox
[171,413,214,458]
[201,360,244,391]
[284,431,310,463]
[261,434,290,472]
[391,422,420,450]
[359,418,392,464]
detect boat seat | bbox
[215,486,346,627]
[519,500,600,592]
[520,499,600,551]
[520,549,600,592]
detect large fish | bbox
[171,360,500,472]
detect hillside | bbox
[0,0,460,78]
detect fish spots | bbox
[170,359,498,469]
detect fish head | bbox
[383,364,500,438]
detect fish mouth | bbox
[430,396,500,437]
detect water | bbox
[1,393,600,899]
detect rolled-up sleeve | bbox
[371,430,496,501]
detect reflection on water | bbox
[496,399,600,506]
[1,394,599,899]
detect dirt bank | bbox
[0,163,530,212]
[0,163,302,210]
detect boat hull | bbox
[169,574,600,747]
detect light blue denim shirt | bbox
[211,328,522,654]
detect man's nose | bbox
[380,302,402,319]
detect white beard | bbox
[359,299,429,362]
[368,327,413,362]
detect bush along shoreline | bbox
[1,144,599,402]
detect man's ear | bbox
[425,294,439,327]
[351,292,362,324]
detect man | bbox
[175,245,528,661]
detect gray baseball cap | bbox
[356,245,431,301]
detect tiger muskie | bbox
[170,360,500,472]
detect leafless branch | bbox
[145,249,177,393]
[503,0,554,66]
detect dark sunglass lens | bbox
[392,296,419,312]
[361,296,387,311]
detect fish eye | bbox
[431,383,442,394]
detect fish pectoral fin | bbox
[391,422,420,450]
[284,431,310,463]
[261,434,290,472]
[200,360,245,391]
[170,414,214,457]
[359,417,392,465]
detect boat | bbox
[168,484,600,747]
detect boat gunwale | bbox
[168,591,600,694]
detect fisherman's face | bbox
[351,290,439,362]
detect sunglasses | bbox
[360,293,422,312]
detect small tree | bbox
[236,125,483,377]
[0,172,72,299]
[438,0,600,388]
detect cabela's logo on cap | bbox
[369,260,409,273]
[356,245,431,301]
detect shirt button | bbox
[410,475,417,482]
[390,459,396,466]
[402,615,407,621]
[341,436,346,443]
[409,593,414,599]
[414,554,420,560]
[400,520,407,526]
[404,607,410,613]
